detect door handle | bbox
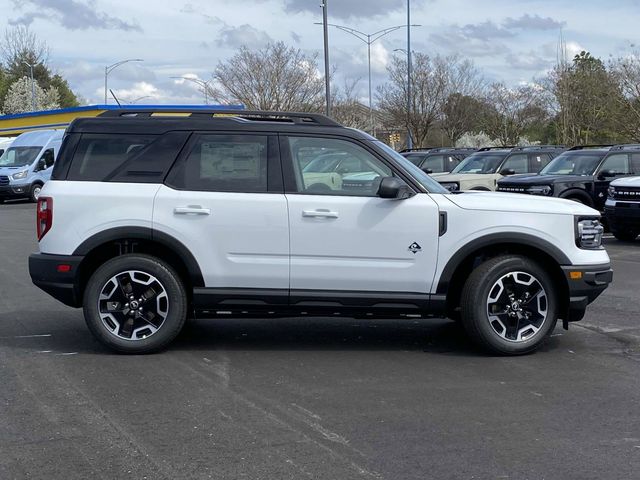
[174,206,211,216]
[302,209,339,218]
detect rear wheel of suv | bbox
[612,230,638,241]
[460,255,557,355]
[83,254,188,354]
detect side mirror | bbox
[598,169,616,180]
[36,159,46,171]
[500,168,516,176]
[422,167,433,174]
[377,177,414,200]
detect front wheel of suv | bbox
[460,255,558,355]
[83,254,188,354]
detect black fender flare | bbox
[73,226,204,287]
[435,232,571,295]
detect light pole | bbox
[316,22,419,134]
[407,0,414,149]
[394,47,414,149]
[104,59,143,104]
[170,76,214,104]
[23,61,36,111]
[321,0,331,117]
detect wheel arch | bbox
[559,188,594,207]
[73,227,204,302]
[436,233,570,320]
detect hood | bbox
[446,190,600,216]
[0,166,28,174]
[611,176,640,187]
[499,174,594,185]
[434,173,490,183]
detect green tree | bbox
[0,25,78,111]
[549,51,624,145]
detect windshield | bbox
[373,141,448,194]
[0,146,42,168]
[540,153,604,175]
[402,153,426,166]
[451,153,507,174]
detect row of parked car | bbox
[400,145,640,241]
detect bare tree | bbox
[610,51,640,141]
[212,42,324,112]
[440,57,486,144]
[1,25,49,75]
[377,53,450,148]
[482,82,548,146]
[331,78,370,130]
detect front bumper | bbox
[561,264,613,322]
[0,183,30,199]
[29,253,84,307]
[604,203,640,232]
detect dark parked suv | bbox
[497,145,640,210]
[400,147,476,174]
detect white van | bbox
[0,130,64,203]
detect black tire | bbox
[612,230,638,241]
[460,255,558,355]
[83,254,188,354]
[29,183,43,203]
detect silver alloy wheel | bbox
[98,270,169,341]
[32,186,41,200]
[486,271,548,342]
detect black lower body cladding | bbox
[561,264,613,322]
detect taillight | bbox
[37,197,53,241]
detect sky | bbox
[0,0,638,106]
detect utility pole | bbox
[318,22,419,135]
[406,0,413,149]
[321,0,331,117]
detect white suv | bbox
[29,110,612,355]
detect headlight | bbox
[607,186,615,198]
[527,185,552,196]
[440,182,459,192]
[12,170,28,180]
[576,217,604,249]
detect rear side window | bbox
[168,134,269,192]
[67,134,156,181]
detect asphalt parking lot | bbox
[1,200,639,480]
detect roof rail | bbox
[477,146,516,151]
[511,145,566,151]
[568,144,614,150]
[610,143,640,151]
[399,147,436,153]
[97,108,342,127]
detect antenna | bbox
[109,89,122,107]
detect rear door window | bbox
[168,134,270,193]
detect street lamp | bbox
[316,22,420,134]
[171,76,214,104]
[320,0,331,117]
[23,61,36,111]
[104,59,144,105]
